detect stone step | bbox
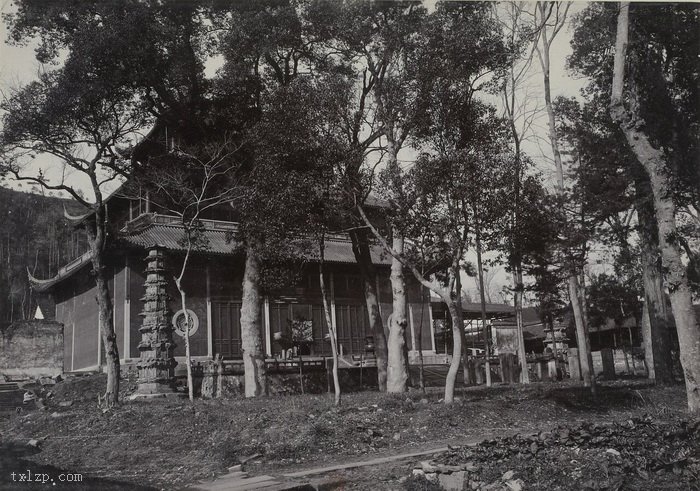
[198,475,282,491]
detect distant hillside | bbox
[0,187,81,327]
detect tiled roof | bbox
[29,251,92,292]
[432,301,516,319]
[313,239,390,265]
[120,223,390,265]
[31,218,391,292]
[461,302,514,316]
[119,223,239,255]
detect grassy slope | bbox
[0,374,689,489]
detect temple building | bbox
[29,191,436,375]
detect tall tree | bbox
[496,0,545,385]
[0,68,150,405]
[360,114,515,403]
[555,94,676,384]
[328,0,432,392]
[215,1,350,396]
[128,140,241,400]
[533,1,595,392]
[609,2,699,414]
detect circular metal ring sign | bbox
[172,309,199,338]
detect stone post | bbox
[537,360,549,381]
[601,348,616,380]
[133,248,178,398]
[548,358,558,380]
[568,347,581,381]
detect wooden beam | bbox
[124,258,131,359]
[206,264,213,358]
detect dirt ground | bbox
[0,374,695,490]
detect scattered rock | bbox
[393,432,401,441]
[238,453,261,464]
[27,439,39,448]
[437,470,466,490]
[501,470,515,481]
[420,460,438,473]
[420,398,429,405]
[58,400,74,407]
[606,448,621,457]
[505,478,524,491]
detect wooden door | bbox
[211,301,242,358]
[335,302,370,354]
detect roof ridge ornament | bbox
[26,267,57,286]
[63,204,91,222]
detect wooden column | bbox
[206,264,213,358]
[330,272,337,334]
[134,248,178,397]
[97,315,102,368]
[124,258,131,360]
[428,299,436,352]
[264,296,272,357]
[408,304,416,352]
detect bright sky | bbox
[0,0,599,300]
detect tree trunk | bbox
[240,242,267,397]
[549,313,559,367]
[569,276,594,388]
[512,267,528,384]
[539,18,594,392]
[641,301,653,378]
[611,2,699,413]
[444,294,463,404]
[636,172,675,384]
[94,267,120,405]
[319,256,340,406]
[349,229,388,391]
[622,344,631,374]
[176,286,194,401]
[579,276,597,390]
[638,162,698,411]
[455,270,471,385]
[387,231,409,393]
[417,288,426,393]
[475,226,495,385]
[87,216,120,406]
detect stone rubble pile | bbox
[408,416,700,490]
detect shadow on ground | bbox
[0,442,156,490]
[539,382,655,411]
